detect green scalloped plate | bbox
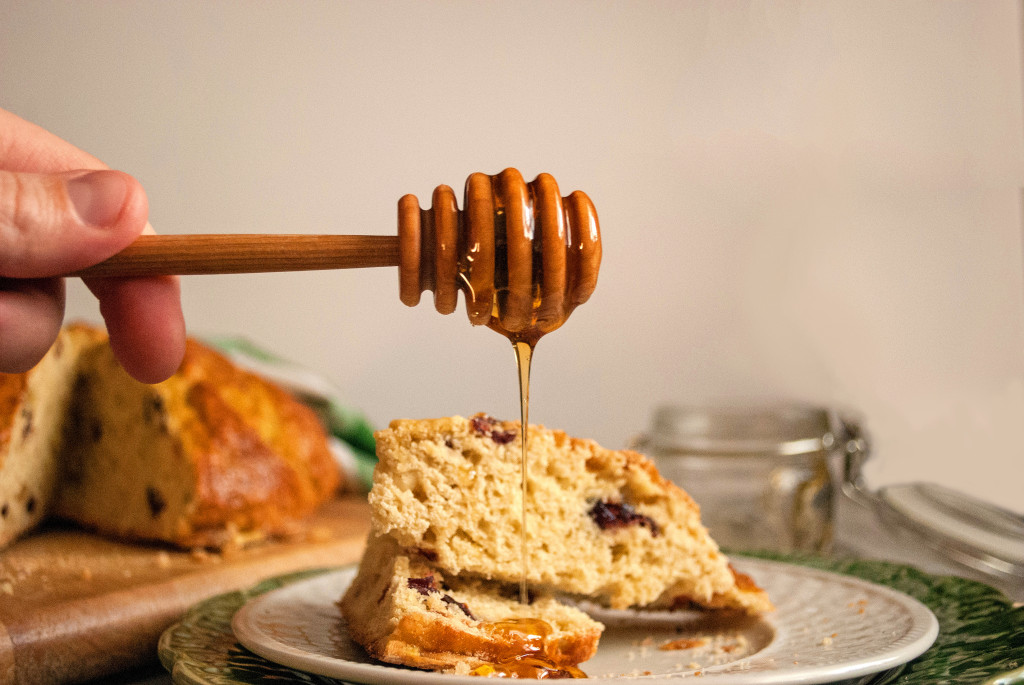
[159,556,1024,685]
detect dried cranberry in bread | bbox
[340,532,601,676]
[369,414,772,614]
[0,322,342,549]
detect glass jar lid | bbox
[877,482,1024,580]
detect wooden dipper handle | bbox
[70,234,399,277]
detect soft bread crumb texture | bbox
[369,414,772,613]
[0,326,104,548]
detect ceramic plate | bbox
[225,558,936,684]
[160,557,1024,685]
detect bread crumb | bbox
[820,635,833,646]
[714,633,748,656]
[848,599,868,611]
[661,637,709,651]
[687,661,702,669]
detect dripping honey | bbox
[512,340,532,606]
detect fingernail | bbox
[67,171,128,227]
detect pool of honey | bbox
[468,618,587,679]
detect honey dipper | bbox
[72,168,601,342]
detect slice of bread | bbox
[340,532,602,676]
[0,326,104,548]
[369,414,772,613]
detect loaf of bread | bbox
[340,532,601,676]
[369,414,772,614]
[0,323,342,549]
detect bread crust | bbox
[340,533,602,674]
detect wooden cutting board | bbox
[0,495,371,685]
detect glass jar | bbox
[633,403,865,554]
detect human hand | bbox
[0,108,185,383]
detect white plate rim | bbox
[231,558,939,684]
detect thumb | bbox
[0,169,148,278]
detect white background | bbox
[3,2,1022,512]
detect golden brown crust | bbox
[0,374,29,466]
[655,565,773,614]
[171,340,340,543]
[187,383,310,530]
[185,339,339,496]
[377,612,601,671]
